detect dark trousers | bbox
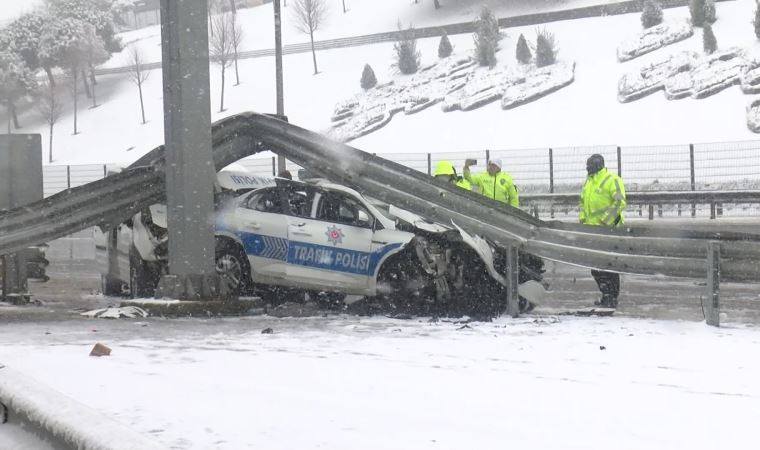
[591,270,620,299]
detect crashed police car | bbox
[98,166,545,317]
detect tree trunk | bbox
[6,103,11,134]
[229,0,236,14]
[342,0,346,13]
[81,69,92,99]
[49,123,54,163]
[72,70,79,135]
[434,0,440,9]
[234,52,240,85]
[90,68,98,108]
[11,102,20,129]
[138,81,146,124]
[220,66,226,112]
[310,29,318,74]
[44,66,56,87]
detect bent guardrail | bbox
[2,112,760,286]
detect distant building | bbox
[118,0,264,30]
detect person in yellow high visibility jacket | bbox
[462,158,519,207]
[579,153,627,308]
[433,160,471,190]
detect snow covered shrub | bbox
[641,0,664,29]
[394,22,421,74]
[704,0,716,24]
[755,5,760,40]
[473,6,500,67]
[516,33,531,64]
[703,22,717,54]
[535,27,558,67]
[690,0,706,26]
[438,32,453,58]
[360,64,377,89]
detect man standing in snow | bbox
[462,158,519,206]
[579,153,627,308]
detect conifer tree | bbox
[641,0,664,29]
[703,22,717,53]
[360,63,377,89]
[438,32,452,58]
[516,33,531,64]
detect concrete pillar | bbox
[156,0,226,300]
[0,134,42,303]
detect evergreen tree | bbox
[535,27,558,67]
[690,0,706,26]
[703,21,717,53]
[704,0,716,24]
[641,0,664,29]
[516,33,531,64]
[394,22,420,74]
[754,4,760,40]
[438,32,452,58]
[473,6,499,67]
[360,64,377,89]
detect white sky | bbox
[0,0,41,25]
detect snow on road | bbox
[1,315,758,449]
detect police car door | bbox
[233,187,289,282]
[286,189,373,292]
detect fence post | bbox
[66,165,71,190]
[704,241,721,327]
[616,146,622,177]
[505,245,520,318]
[548,148,554,193]
[271,157,276,176]
[427,153,432,175]
[690,144,696,217]
[103,164,107,178]
[485,149,490,165]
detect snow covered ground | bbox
[0,314,759,450]
[5,0,760,167]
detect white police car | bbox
[100,168,544,316]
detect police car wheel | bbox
[215,241,252,295]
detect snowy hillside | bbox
[5,0,760,166]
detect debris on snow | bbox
[89,342,112,357]
[80,306,149,319]
[617,20,693,62]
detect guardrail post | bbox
[505,245,520,318]
[548,148,554,193]
[427,153,432,175]
[66,165,71,189]
[690,143,696,217]
[704,241,720,327]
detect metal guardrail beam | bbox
[2,112,760,284]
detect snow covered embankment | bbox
[330,57,575,142]
[617,19,694,62]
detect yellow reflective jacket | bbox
[463,169,519,206]
[454,177,471,190]
[579,168,627,226]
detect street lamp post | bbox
[274,0,286,175]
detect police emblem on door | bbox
[326,225,344,246]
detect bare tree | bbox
[210,13,235,112]
[231,12,244,85]
[68,67,80,134]
[36,82,63,163]
[126,45,151,124]
[292,0,328,75]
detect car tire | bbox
[310,290,347,310]
[129,246,156,298]
[101,274,124,296]
[215,239,253,296]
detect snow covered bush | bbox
[516,33,532,64]
[473,6,500,67]
[617,20,693,62]
[641,0,664,29]
[360,64,377,89]
[703,22,717,54]
[438,32,452,58]
[535,27,558,67]
[394,22,421,74]
[690,0,706,26]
